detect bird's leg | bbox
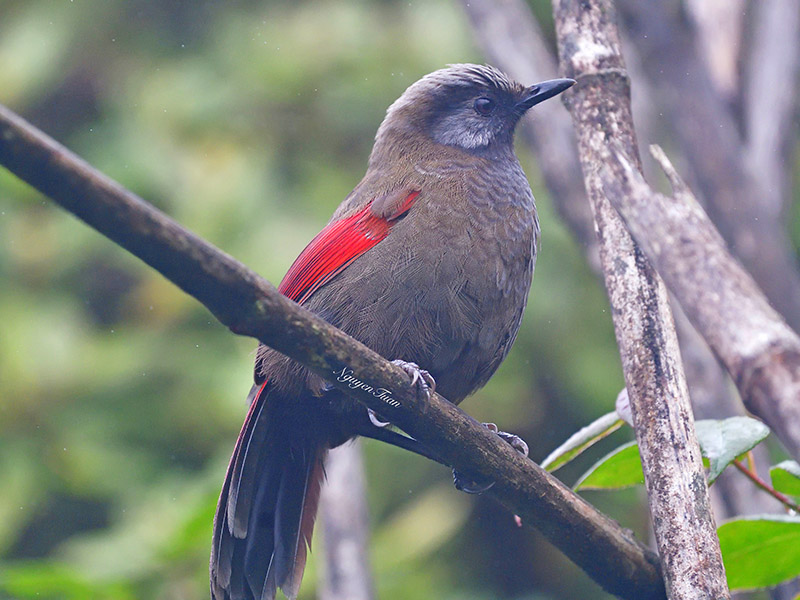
[367,359,436,427]
[362,416,528,499]
[361,421,530,495]
[452,422,530,494]
[358,358,447,464]
[362,363,530,495]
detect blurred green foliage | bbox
[0,1,659,598]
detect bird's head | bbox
[376,64,574,155]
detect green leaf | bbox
[694,417,770,484]
[575,441,644,491]
[541,412,625,472]
[770,461,800,497]
[718,515,800,590]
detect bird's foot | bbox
[391,359,436,401]
[367,360,436,427]
[453,423,529,494]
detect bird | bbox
[210,63,574,600]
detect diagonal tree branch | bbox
[603,143,800,462]
[0,104,666,599]
[460,0,790,569]
[552,0,729,598]
[615,0,800,332]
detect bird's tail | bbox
[211,381,326,600]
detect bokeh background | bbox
[3,1,791,599]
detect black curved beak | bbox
[516,78,576,112]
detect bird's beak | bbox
[516,78,576,112]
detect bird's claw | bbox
[493,426,529,458]
[366,360,436,428]
[453,470,495,494]
[391,359,436,401]
[453,423,529,494]
[368,408,391,428]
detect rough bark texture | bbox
[630,0,787,546]
[552,1,730,599]
[616,11,799,599]
[604,144,800,462]
[462,1,800,596]
[0,103,666,599]
[319,441,375,600]
[461,0,741,467]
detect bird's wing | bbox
[278,189,420,304]
[210,189,423,599]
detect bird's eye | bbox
[473,97,495,116]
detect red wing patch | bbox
[278,191,419,304]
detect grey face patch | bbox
[430,103,505,149]
[377,64,528,152]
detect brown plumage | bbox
[210,64,574,600]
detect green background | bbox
[0,1,719,598]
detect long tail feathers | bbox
[228,382,271,538]
[211,383,326,600]
[270,455,324,598]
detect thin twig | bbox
[733,460,800,513]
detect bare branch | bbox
[602,143,800,461]
[0,104,666,599]
[553,1,729,598]
[617,10,779,526]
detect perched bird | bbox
[210,64,574,600]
